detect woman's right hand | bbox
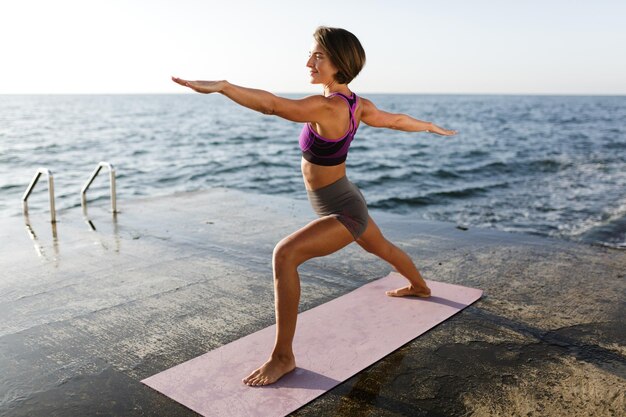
[428,123,457,136]
[171,77,227,94]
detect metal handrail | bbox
[81,161,117,214]
[22,168,56,223]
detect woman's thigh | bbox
[275,216,355,266]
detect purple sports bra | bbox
[299,92,359,166]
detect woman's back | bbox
[300,92,362,190]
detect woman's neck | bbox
[324,82,351,97]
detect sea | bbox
[1,94,625,249]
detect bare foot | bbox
[386,284,431,298]
[242,355,296,386]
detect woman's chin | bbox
[309,74,323,84]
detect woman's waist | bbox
[301,158,346,191]
[306,175,365,208]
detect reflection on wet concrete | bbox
[85,218,97,231]
[83,212,121,253]
[1,188,625,416]
[23,213,59,263]
[21,207,123,263]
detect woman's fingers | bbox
[438,128,457,136]
[172,77,195,90]
[172,76,188,86]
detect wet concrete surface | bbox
[1,188,624,417]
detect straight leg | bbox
[356,216,431,297]
[243,216,354,386]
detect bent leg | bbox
[356,216,431,297]
[243,216,354,386]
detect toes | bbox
[245,373,273,386]
[254,374,267,386]
[386,290,399,297]
[386,286,431,298]
[387,287,406,297]
[243,370,262,385]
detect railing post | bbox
[109,163,117,214]
[81,162,117,214]
[22,168,56,223]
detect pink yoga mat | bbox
[142,272,482,416]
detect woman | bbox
[173,26,456,387]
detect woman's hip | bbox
[307,177,365,212]
[306,176,368,239]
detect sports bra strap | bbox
[328,92,357,129]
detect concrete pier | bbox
[1,188,624,416]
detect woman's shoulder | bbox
[313,93,355,115]
[358,96,377,114]
[300,94,339,109]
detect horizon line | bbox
[2,92,626,97]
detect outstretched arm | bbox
[360,98,457,136]
[172,77,330,123]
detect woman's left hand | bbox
[172,77,226,94]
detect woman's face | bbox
[306,41,338,85]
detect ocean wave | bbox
[430,169,461,179]
[455,157,571,177]
[371,195,434,209]
[0,184,21,191]
[604,141,626,151]
[456,161,511,175]
[577,214,626,249]
[371,182,509,209]
[564,198,626,242]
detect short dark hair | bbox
[313,26,366,84]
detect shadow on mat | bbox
[260,368,340,391]
[398,295,471,311]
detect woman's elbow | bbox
[261,105,275,115]
[260,97,276,115]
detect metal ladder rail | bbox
[81,162,117,214]
[22,168,56,223]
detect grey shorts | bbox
[306,176,369,240]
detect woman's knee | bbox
[273,238,301,269]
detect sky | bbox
[1,0,625,95]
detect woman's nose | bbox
[306,56,314,67]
